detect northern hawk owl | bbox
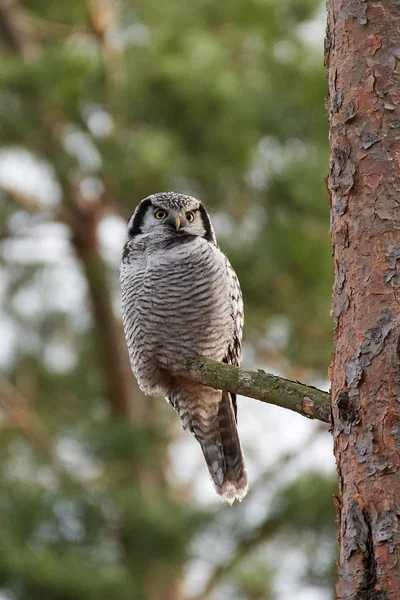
[120,192,247,503]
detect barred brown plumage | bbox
[120,192,247,503]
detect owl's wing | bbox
[222,256,244,421]
[224,257,243,367]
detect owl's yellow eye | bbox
[186,211,195,223]
[155,209,167,220]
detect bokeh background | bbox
[0,1,336,599]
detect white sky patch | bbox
[247,136,310,192]
[43,341,78,373]
[0,221,91,369]
[52,499,86,542]
[210,207,267,245]
[2,222,72,264]
[297,4,326,49]
[0,148,62,207]
[80,176,105,203]
[240,398,334,479]
[2,235,69,264]
[210,211,235,238]
[0,591,15,600]
[84,105,115,138]
[184,559,214,598]
[261,316,291,352]
[98,214,127,266]
[121,22,150,47]
[0,316,16,369]
[63,125,102,172]
[35,466,59,491]
[276,559,332,600]
[12,286,43,319]
[237,205,267,241]
[56,436,102,482]
[274,40,298,63]
[40,261,89,322]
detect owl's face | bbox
[126,192,216,245]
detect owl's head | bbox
[126,192,217,245]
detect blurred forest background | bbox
[0,1,336,599]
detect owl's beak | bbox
[175,216,181,231]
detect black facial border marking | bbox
[121,243,130,264]
[198,203,216,244]
[127,198,152,238]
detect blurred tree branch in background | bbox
[0,0,39,58]
[192,428,334,600]
[194,514,285,600]
[0,375,50,449]
[0,0,141,420]
[0,180,145,421]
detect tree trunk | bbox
[71,209,140,419]
[326,1,400,598]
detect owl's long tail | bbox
[196,390,248,504]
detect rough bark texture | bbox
[187,357,330,423]
[326,1,400,598]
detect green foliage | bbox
[0,0,332,372]
[0,0,335,598]
[273,471,336,531]
[233,560,276,600]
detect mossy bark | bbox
[187,357,330,423]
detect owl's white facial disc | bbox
[125,191,217,245]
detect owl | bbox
[120,192,247,503]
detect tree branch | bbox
[191,428,327,600]
[0,375,52,450]
[70,208,147,421]
[0,0,39,59]
[186,357,331,424]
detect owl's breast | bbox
[141,238,233,367]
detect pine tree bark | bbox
[326,1,400,598]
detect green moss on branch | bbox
[186,357,331,424]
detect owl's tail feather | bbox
[196,391,248,505]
